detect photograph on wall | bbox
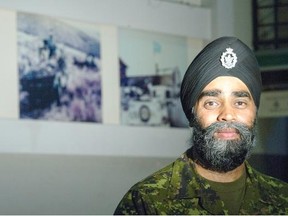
[119,28,189,128]
[17,12,102,122]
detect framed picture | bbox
[119,28,195,128]
[18,12,102,123]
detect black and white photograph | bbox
[119,28,190,128]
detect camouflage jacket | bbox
[114,152,288,215]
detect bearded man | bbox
[114,37,288,215]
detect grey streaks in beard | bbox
[190,120,257,173]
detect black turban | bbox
[180,36,262,124]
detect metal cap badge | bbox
[220,48,237,69]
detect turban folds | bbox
[180,37,262,123]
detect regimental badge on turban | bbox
[220,48,237,69]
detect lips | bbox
[214,128,239,140]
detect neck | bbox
[194,162,245,183]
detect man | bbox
[114,37,288,215]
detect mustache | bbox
[192,117,254,135]
[204,121,253,140]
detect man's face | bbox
[191,76,257,172]
[194,76,257,133]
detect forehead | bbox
[202,76,251,94]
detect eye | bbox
[234,100,247,108]
[204,100,219,110]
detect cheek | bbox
[238,111,256,127]
[195,110,218,128]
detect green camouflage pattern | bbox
[114,152,288,215]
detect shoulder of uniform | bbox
[246,162,288,193]
[131,161,175,191]
[129,155,188,193]
[254,168,287,188]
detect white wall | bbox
[202,0,253,47]
[0,118,191,157]
[0,0,211,39]
[233,0,254,47]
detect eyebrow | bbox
[198,89,252,100]
[198,89,221,99]
[232,91,251,98]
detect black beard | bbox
[188,120,256,173]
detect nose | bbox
[217,104,236,122]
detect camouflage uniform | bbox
[114,152,288,215]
